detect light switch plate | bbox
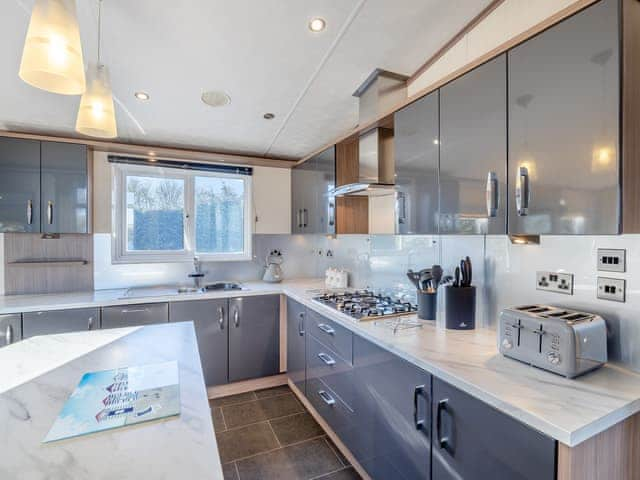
[597,248,626,273]
[536,271,574,295]
[597,277,626,302]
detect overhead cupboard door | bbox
[507,0,620,235]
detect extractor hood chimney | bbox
[332,69,408,197]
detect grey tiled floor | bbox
[211,385,361,480]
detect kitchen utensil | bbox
[419,272,432,291]
[460,260,468,287]
[263,250,283,283]
[431,265,443,289]
[454,267,460,287]
[498,304,607,378]
[465,256,472,286]
[406,270,421,289]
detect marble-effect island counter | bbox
[0,322,222,480]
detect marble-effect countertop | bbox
[3,279,640,447]
[0,322,223,479]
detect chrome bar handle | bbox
[515,167,530,216]
[88,316,94,330]
[297,209,302,229]
[298,312,305,336]
[317,323,335,335]
[5,324,13,345]
[317,352,336,366]
[47,200,54,225]
[27,200,33,225]
[397,191,407,225]
[318,390,336,406]
[218,306,225,329]
[303,208,308,228]
[328,201,335,227]
[233,308,239,328]
[413,384,429,434]
[437,399,451,451]
[486,172,498,218]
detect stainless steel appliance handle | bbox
[298,312,305,336]
[5,324,13,345]
[486,172,499,218]
[218,306,225,329]
[515,167,530,216]
[121,308,150,314]
[88,316,94,330]
[297,209,302,229]
[397,192,407,225]
[317,352,336,366]
[233,308,239,328]
[47,201,54,225]
[303,208,309,228]
[27,200,33,225]
[437,399,452,452]
[413,384,428,434]
[328,201,335,227]
[317,323,335,335]
[318,390,336,406]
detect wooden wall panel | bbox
[335,137,360,186]
[335,137,369,234]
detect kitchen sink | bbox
[204,282,243,291]
[122,282,245,299]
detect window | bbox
[113,163,251,263]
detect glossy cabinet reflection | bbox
[0,314,22,348]
[393,91,439,234]
[286,298,306,394]
[508,0,620,234]
[440,54,507,234]
[22,308,99,338]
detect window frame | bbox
[112,163,253,264]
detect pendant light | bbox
[19,0,86,95]
[75,0,117,138]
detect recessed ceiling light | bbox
[135,91,150,101]
[202,91,231,107]
[263,113,275,120]
[309,17,326,32]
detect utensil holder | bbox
[417,291,437,321]
[444,285,476,330]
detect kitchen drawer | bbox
[307,334,354,409]
[306,377,358,445]
[101,303,169,329]
[307,308,353,364]
[23,308,99,338]
[0,314,21,347]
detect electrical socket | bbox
[597,248,626,273]
[536,271,574,295]
[597,277,626,302]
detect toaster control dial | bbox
[547,351,561,365]
[502,338,513,350]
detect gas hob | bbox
[312,290,417,321]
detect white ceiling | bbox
[1,0,491,160]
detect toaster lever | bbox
[532,325,545,353]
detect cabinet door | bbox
[0,314,22,347]
[0,138,41,233]
[314,147,336,235]
[22,308,99,338]
[393,91,439,234]
[228,295,280,382]
[440,54,507,234]
[353,335,431,480]
[508,0,619,234]
[169,299,228,387]
[286,298,306,393]
[291,165,305,234]
[432,377,555,480]
[101,303,169,329]
[41,141,89,234]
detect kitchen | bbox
[1,0,639,479]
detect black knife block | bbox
[417,291,437,321]
[444,285,476,330]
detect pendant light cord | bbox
[97,0,103,66]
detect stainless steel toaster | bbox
[498,305,607,378]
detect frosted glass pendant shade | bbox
[19,0,86,95]
[75,63,117,138]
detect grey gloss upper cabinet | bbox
[353,335,431,480]
[286,298,306,393]
[228,295,280,382]
[101,303,169,329]
[393,91,439,234]
[432,377,555,480]
[0,314,22,348]
[508,0,619,234]
[0,138,41,232]
[291,147,335,234]
[440,54,507,234]
[169,299,228,386]
[41,142,89,234]
[22,308,99,338]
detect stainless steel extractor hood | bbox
[332,69,407,197]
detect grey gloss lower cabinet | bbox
[286,298,306,393]
[101,303,169,329]
[22,308,99,338]
[432,377,555,480]
[228,295,280,382]
[0,314,22,347]
[170,299,228,386]
[353,335,431,480]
